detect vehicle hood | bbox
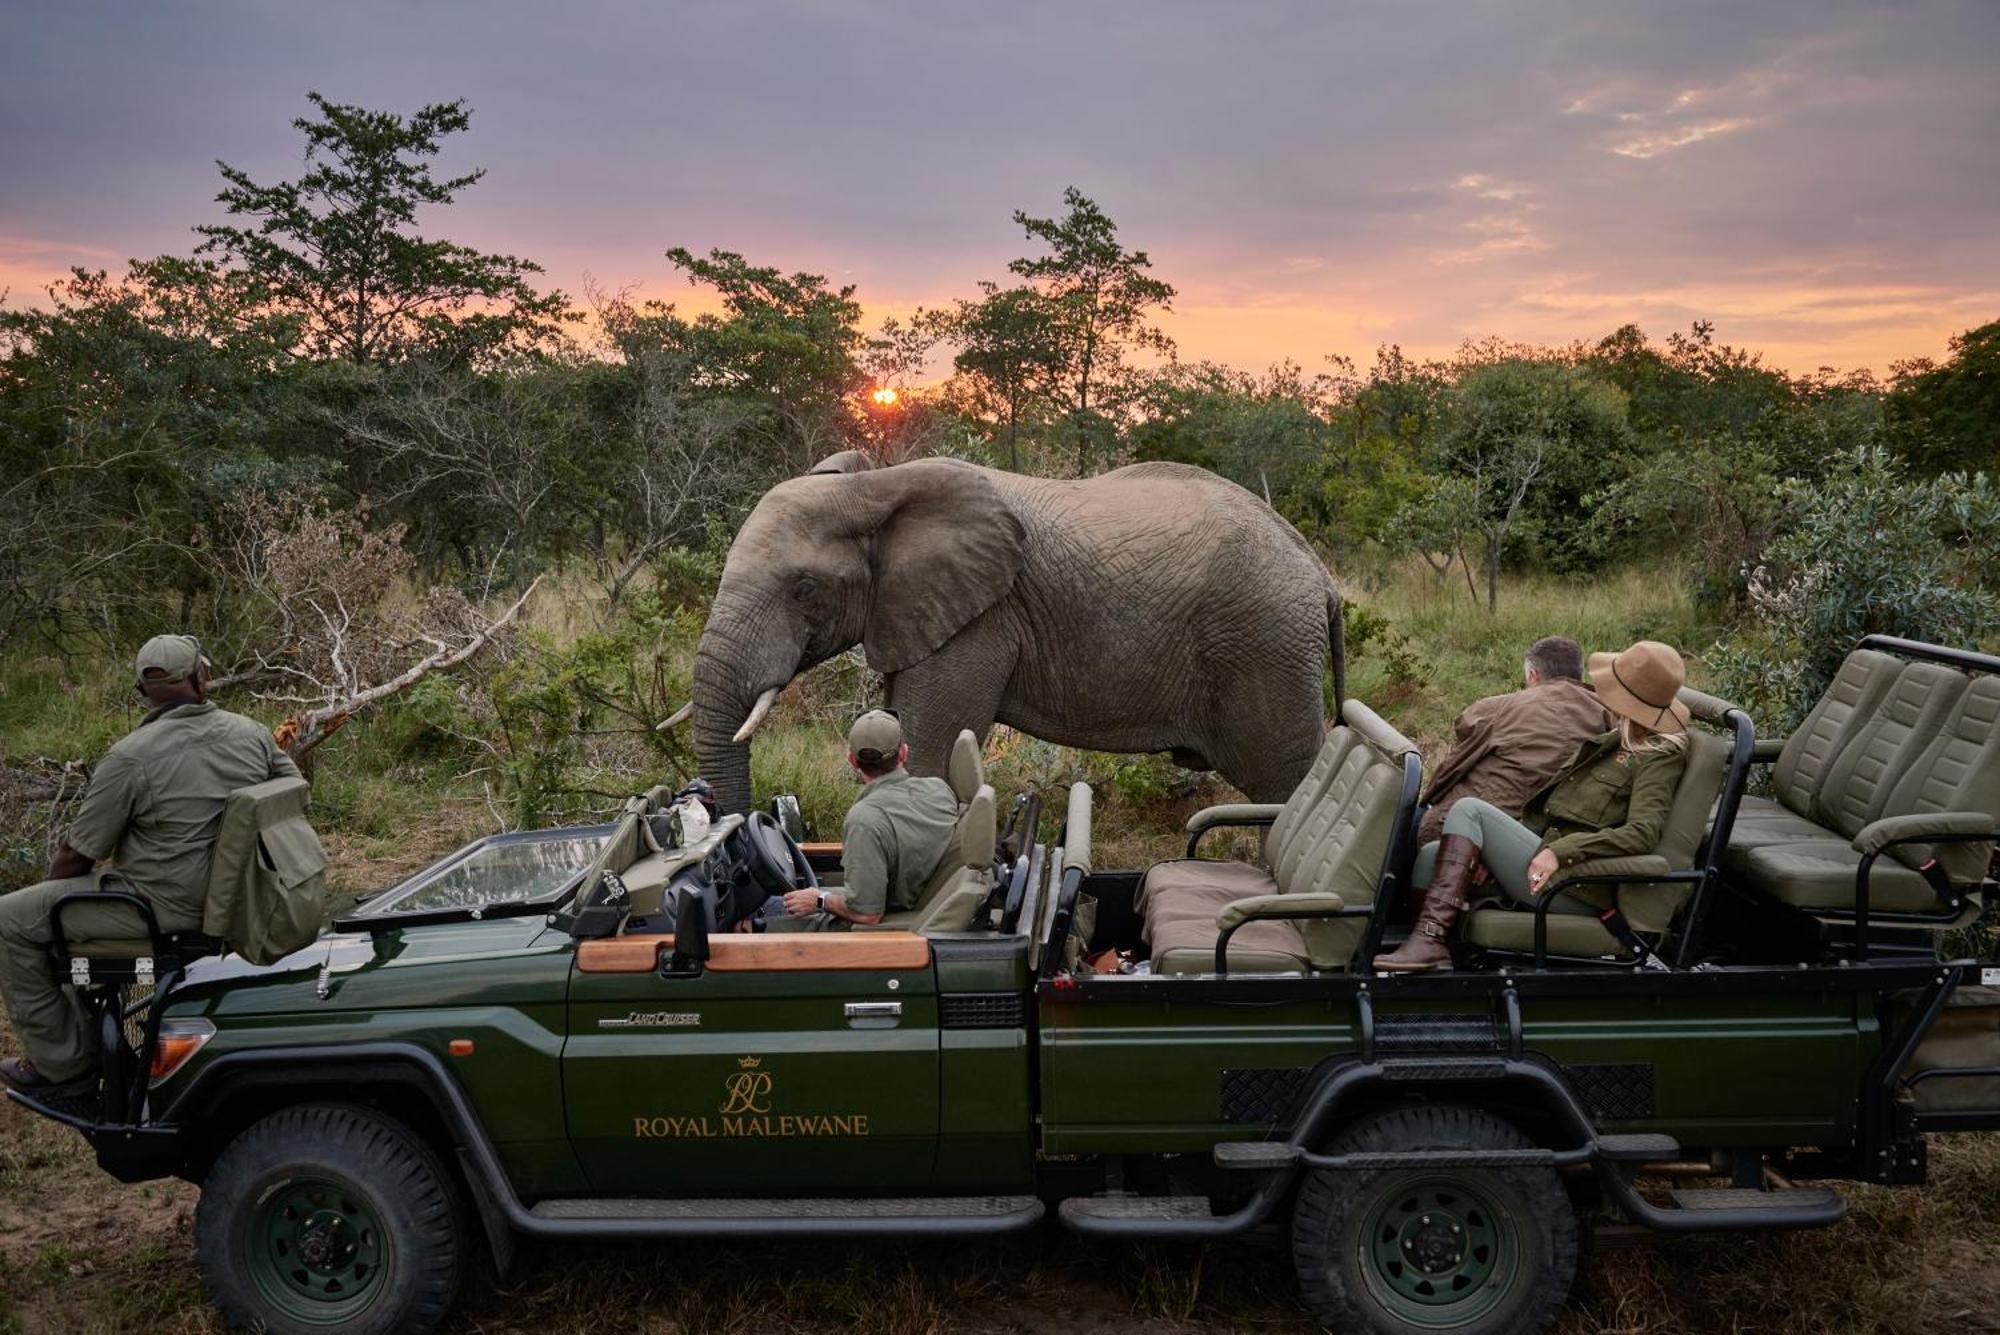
[170,915,573,1018]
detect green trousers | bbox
[0,875,197,1083]
[1412,798,1592,915]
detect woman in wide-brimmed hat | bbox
[1374,640,1692,973]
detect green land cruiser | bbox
[12,634,2000,1335]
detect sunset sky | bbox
[4,1,1996,377]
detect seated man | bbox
[1416,635,1610,843]
[769,710,959,930]
[0,636,301,1097]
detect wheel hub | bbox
[248,1175,387,1321]
[1362,1175,1515,1323]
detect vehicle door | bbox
[561,931,940,1195]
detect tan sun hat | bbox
[847,709,904,765]
[1587,640,1690,734]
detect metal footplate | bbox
[1668,1187,1847,1222]
[1596,1133,1680,1162]
[526,1194,1044,1236]
[1213,1141,1295,1171]
[1061,1196,1219,1223]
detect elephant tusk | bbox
[732,687,782,743]
[656,701,694,731]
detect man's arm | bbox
[789,818,889,925]
[46,843,93,880]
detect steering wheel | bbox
[735,811,818,898]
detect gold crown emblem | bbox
[737,1055,763,1069]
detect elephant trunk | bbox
[691,618,793,816]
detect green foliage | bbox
[1708,449,2000,731]
[1887,320,2000,475]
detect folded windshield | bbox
[346,827,612,920]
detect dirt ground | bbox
[5,1063,2000,1335]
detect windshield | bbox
[347,826,612,919]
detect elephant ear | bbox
[808,449,876,476]
[859,461,1027,675]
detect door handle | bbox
[844,1001,902,1019]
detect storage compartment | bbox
[1907,985,2000,1115]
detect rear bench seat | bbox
[1728,648,2000,925]
[1138,701,1419,974]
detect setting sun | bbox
[868,386,899,408]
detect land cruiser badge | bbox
[598,1011,701,1029]
[633,1055,870,1139]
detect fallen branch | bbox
[278,575,543,759]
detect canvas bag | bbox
[202,776,327,965]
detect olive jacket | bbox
[1522,731,1688,867]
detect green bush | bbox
[1708,448,1998,732]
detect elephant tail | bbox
[1326,586,1347,719]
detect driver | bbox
[769,711,958,930]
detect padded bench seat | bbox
[1138,701,1418,975]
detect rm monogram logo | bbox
[719,1069,774,1115]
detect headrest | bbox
[1339,699,1419,762]
[948,729,984,803]
[1062,782,1093,876]
[1676,685,1742,725]
[960,785,997,867]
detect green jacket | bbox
[1524,731,1687,867]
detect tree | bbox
[1887,320,2000,475]
[195,93,572,365]
[945,284,1060,470]
[1428,360,1630,612]
[1006,188,1176,466]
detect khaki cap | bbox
[135,634,207,684]
[847,710,903,764]
[1588,640,1690,734]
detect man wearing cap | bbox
[0,635,301,1096]
[769,711,959,930]
[1416,636,1611,844]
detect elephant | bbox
[679,450,1345,815]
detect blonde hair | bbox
[1619,716,1688,755]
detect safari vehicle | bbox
[10,635,2000,1335]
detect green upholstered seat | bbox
[1461,726,1730,958]
[1143,701,1417,975]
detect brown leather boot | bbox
[1372,834,1481,973]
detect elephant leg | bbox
[883,645,1009,782]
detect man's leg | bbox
[0,877,171,1084]
[0,877,103,1083]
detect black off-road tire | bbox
[195,1104,464,1335]
[1291,1104,1577,1335]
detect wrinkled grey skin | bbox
[692,452,1344,815]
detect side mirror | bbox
[670,902,710,973]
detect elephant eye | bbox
[792,576,819,602]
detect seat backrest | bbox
[1772,649,1904,816]
[1879,674,2000,885]
[1278,701,1419,967]
[1267,726,1356,876]
[1814,661,1969,837]
[1623,729,1731,933]
[879,785,997,935]
[947,730,984,805]
[202,776,326,965]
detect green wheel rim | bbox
[1356,1173,1519,1328]
[245,1173,390,1325]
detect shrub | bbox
[1708,448,1998,732]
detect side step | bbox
[525,1194,1043,1237]
[1667,1187,1847,1224]
[1597,1133,1680,1162]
